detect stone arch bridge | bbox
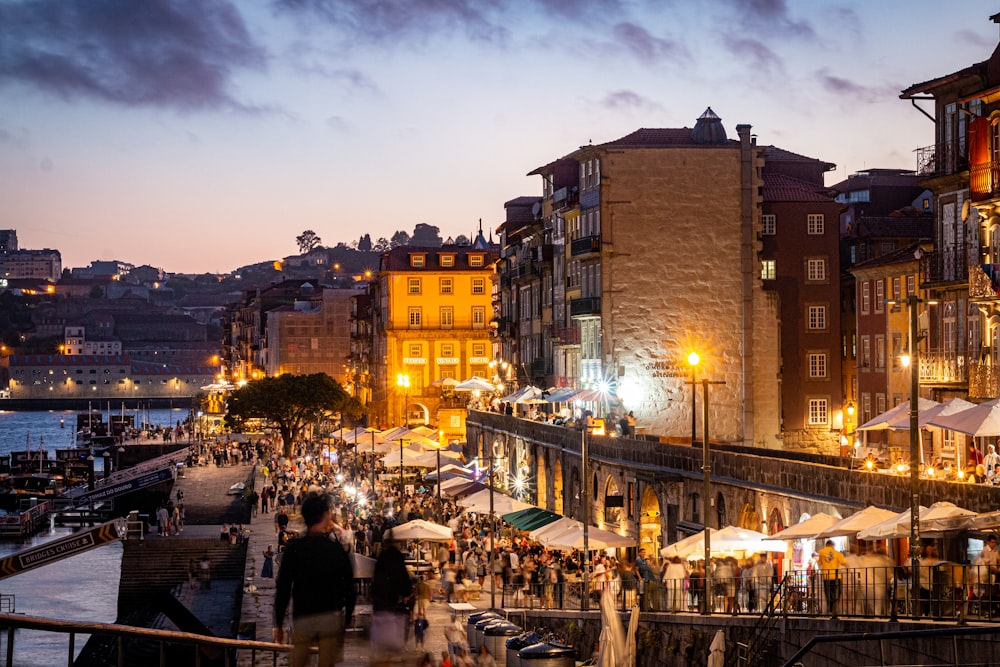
[467,411,1000,555]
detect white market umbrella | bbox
[385,519,453,542]
[661,529,716,559]
[707,630,726,667]
[928,397,1000,436]
[459,489,535,515]
[454,377,497,392]
[411,449,463,469]
[543,387,579,403]
[857,502,976,540]
[711,526,786,553]
[815,505,899,539]
[351,552,376,579]
[596,588,626,667]
[432,377,460,388]
[887,397,976,429]
[624,604,639,667]
[858,398,940,431]
[379,448,425,468]
[536,523,636,551]
[528,517,583,543]
[969,510,1000,531]
[857,506,929,540]
[770,513,840,540]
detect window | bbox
[761,260,776,280]
[408,278,421,294]
[469,254,484,267]
[471,278,485,294]
[892,277,901,302]
[472,343,486,356]
[876,394,886,415]
[907,275,915,296]
[440,255,454,267]
[861,336,871,369]
[761,214,776,235]
[410,255,425,267]
[408,344,421,357]
[875,336,885,369]
[408,307,422,328]
[472,307,486,328]
[441,343,454,357]
[806,258,827,281]
[875,280,884,312]
[861,282,870,314]
[808,398,829,425]
[807,214,824,235]
[808,353,827,378]
[440,307,454,328]
[440,278,453,294]
[807,305,826,331]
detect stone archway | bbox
[536,448,547,508]
[553,458,564,514]
[604,476,622,525]
[639,487,662,555]
[738,502,762,532]
[767,507,785,536]
[406,402,430,426]
[568,467,581,520]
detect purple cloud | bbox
[600,90,663,111]
[816,68,896,104]
[0,0,268,111]
[718,0,814,38]
[612,23,687,64]
[724,38,784,75]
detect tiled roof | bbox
[9,354,130,366]
[828,169,922,192]
[855,216,933,239]
[761,145,835,170]
[601,127,738,148]
[379,245,499,272]
[763,173,837,203]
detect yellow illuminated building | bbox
[370,237,499,428]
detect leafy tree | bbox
[410,223,442,246]
[357,234,372,252]
[390,230,410,247]
[226,373,363,458]
[296,230,322,254]
[373,237,390,252]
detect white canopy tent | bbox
[459,489,535,515]
[535,522,636,551]
[385,519,453,542]
[769,513,840,541]
[814,505,900,539]
[856,502,976,540]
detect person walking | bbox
[261,545,275,579]
[371,530,414,666]
[273,492,356,667]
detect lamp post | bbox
[688,352,699,448]
[487,433,496,609]
[436,430,443,505]
[397,373,410,427]
[581,418,590,611]
[895,294,923,619]
[371,428,377,496]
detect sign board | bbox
[73,467,174,507]
[0,520,123,579]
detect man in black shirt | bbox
[273,492,355,667]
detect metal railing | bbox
[0,612,288,667]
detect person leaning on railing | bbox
[817,540,847,618]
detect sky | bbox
[2,1,999,275]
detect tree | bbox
[227,373,363,458]
[390,230,410,247]
[410,223,442,247]
[373,237,390,252]
[357,234,372,252]
[296,230,322,254]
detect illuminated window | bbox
[808,398,829,425]
[761,214,776,236]
[861,282,870,314]
[440,278,453,294]
[761,260,776,280]
[469,254,484,267]
[807,214,825,235]
[472,343,486,356]
[441,343,454,356]
[472,307,486,328]
[408,278,421,294]
[472,278,485,294]
[440,307,454,328]
[408,308,422,328]
[410,255,425,267]
[408,344,421,357]
[440,254,455,267]
[875,280,884,312]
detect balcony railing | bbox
[920,249,968,286]
[969,362,1000,399]
[920,350,966,384]
[570,235,600,257]
[971,161,1000,201]
[547,323,580,346]
[915,140,967,177]
[570,296,601,317]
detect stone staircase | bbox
[118,537,247,615]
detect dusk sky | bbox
[2,1,999,274]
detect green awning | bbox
[502,507,562,531]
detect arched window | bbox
[716,493,727,528]
[691,493,701,524]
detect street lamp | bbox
[688,352,699,447]
[397,373,410,427]
[436,430,444,505]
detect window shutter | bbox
[969,116,990,199]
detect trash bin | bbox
[506,631,543,667]
[467,612,500,652]
[518,642,576,667]
[484,621,520,667]
[474,617,503,653]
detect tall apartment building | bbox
[520,109,786,446]
[366,235,498,429]
[264,287,355,383]
[0,249,62,282]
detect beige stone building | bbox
[522,108,781,446]
[264,288,354,383]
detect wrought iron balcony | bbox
[570,296,601,317]
[920,350,966,384]
[970,161,1000,201]
[920,249,968,286]
[570,235,600,257]
[915,141,967,177]
[547,323,580,345]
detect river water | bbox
[0,408,190,665]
